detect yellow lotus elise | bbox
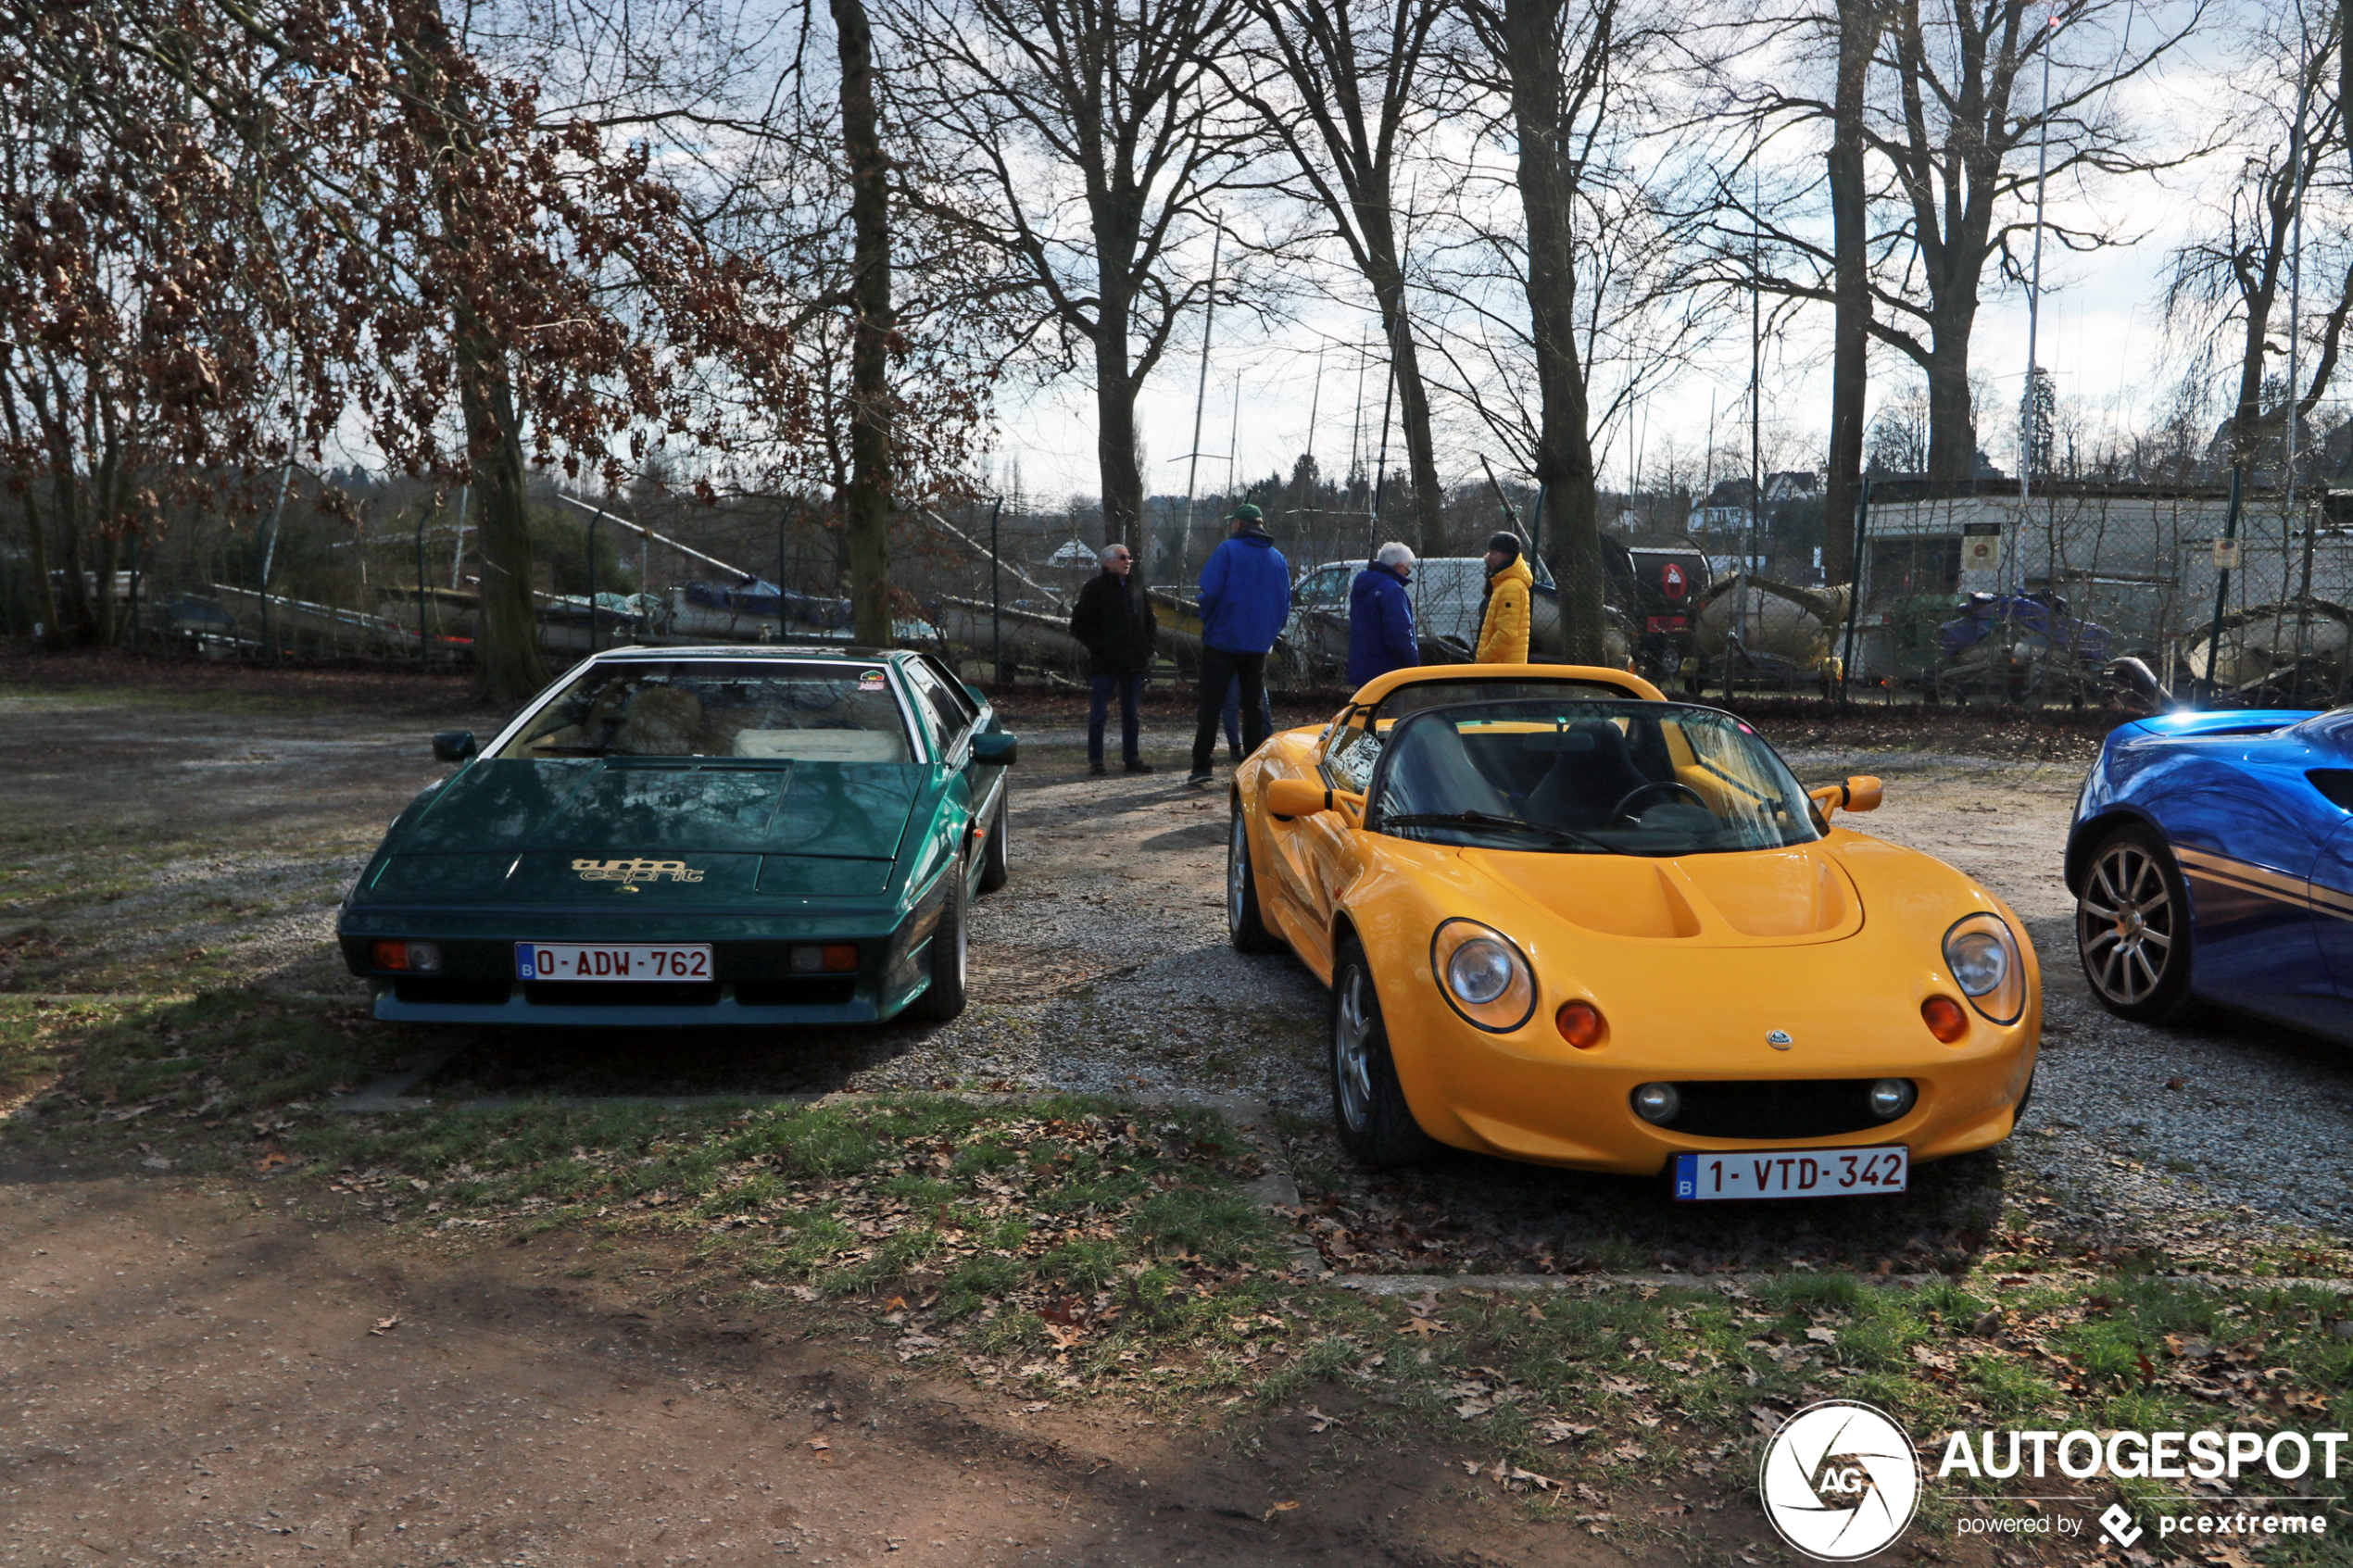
[1227,665,2038,1198]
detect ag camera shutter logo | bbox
[1759,1400,1921,1561]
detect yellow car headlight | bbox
[1430,918,1536,1032]
[1943,913,2025,1025]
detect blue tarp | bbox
[683,579,853,628]
[1936,592,2111,664]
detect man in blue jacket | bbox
[1189,503,1290,784]
[1348,542,1417,687]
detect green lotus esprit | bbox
[335,646,1015,1026]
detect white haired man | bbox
[1068,542,1157,774]
[1347,542,1418,687]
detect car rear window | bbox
[499,661,914,762]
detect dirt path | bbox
[0,1172,1647,1568]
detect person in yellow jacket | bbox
[1475,531,1533,664]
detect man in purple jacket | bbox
[1187,504,1290,785]
[1347,542,1417,688]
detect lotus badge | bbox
[1767,1029,1794,1050]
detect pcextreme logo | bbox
[1758,1400,1921,1562]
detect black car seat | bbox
[1382,716,1514,821]
[1525,720,1652,831]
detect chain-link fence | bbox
[13,470,2342,711]
[1845,479,2353,708]
[0,473,1547,696]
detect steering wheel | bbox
[1608,780,1709,822]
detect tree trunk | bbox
[2228,276,2276,470]
[1501,0,1605,663]
[1088,211,1150,592]
[398,0,547,700]
[44,423,96,644]
[459,332,547,702]
[833,0,897,647]
[1822,0,1880,579]
[1921,320,1980,482]
[1365,229,1445,553]
[1094,320,1144,555]
[92,413,121,646]
[17,482,61,646]
[0,391,63,645]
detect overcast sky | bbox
[986,1,2313,509]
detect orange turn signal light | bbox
[1555,1000,1606,1049]
[1921,995,1969,1043]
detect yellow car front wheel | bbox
[1331,939,1438,1167]
[1227,810,1284,955]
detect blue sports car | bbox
[2068,707,2353,1035]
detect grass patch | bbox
[0,988,401,1170]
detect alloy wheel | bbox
[1333,966,1376,1133]
[2079,838,2175,1006]
[1227,816,1249,936]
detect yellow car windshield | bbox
[1366,699,1818,855]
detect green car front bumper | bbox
[336,881,951,1028]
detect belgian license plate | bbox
[515,943,711,981]
[1673,1146,1908,1200]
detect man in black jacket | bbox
[1069,543,1158,775]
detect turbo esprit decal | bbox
[573,858,706,884]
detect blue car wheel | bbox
[2076,824,2195,1022]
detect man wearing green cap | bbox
[1188,504,1290,784]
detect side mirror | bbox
[1265,777,1334,819]
[972,731,1018,766]
[432,730,478,763]
[1809,774,1883,817]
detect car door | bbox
[915,654,1002,806]
[2155,748,2334,1026]
[1262,720,1378,973]
[2292,759,2353,1036]
[905,658,1001,884]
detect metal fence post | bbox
[778,498,793,642]
[2202,467,2244,705]
[1839,474,1871,709]
[988,495,1005,685]
[416,510,429,664]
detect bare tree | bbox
[1865,376,1930,471]
[1823,0,1882,583]
[833,0,899,645]
[886,0,1260,568]
[1216,0,1450,551]
[1699,0,2210,485]
[2165,4,2350,483]
[1872,0,2210,478]
[1445,0,1702,659]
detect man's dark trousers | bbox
[1088,673,1143,768]
[1192,646,1269,774]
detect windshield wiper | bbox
[1379,810,1605,851]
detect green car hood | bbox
[392,758,925,860]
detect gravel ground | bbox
[7,687,2350,1268]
